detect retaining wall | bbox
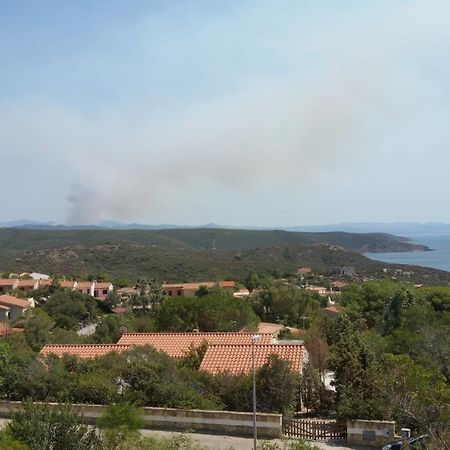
[0,401,282,438]
[347,419,396,447]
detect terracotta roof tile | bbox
[117,332,274,358]
[17,279,38,287]
[0,295,31,309]
[0,279,18,287]
[95,282,112,289]
[58,280,76,288]
[76,282,93,289]
[40,344,130,359]
[200,343,304,375]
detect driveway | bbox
[140,430,373,450]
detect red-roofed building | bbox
[76,281,94,296]
[17,279,39,292]
[0,279,19,294]
[199,343,305,375]
[93,282,113,300]
[0,295,32,320]
[116,332,274,358]
[40,344,131,359]
[162,281,236,298]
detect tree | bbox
[329,315,383,419]
[23,309,55,351]
[256,355,300,418]
[7,402,101,450]
[98,402,144,449]
[299,364,331,415]
[377,354,450,450]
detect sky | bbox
[1,0,450,226]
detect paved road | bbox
[141,430,372,450]
[0,419,371,450]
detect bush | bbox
[7,401,101,450]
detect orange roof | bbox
[95,282,112,289]
[0,305,10,311]
[17,279,38,287]
[58,280,76,288]
[76,282,93,289]
[0,279,18,287]
[162,281,235,290]
[117,332,274,358]
[320,305,341,315]
[200,343,304,375]
[40,344,130,359]
[0,295,30,309]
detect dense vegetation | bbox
[2,228,447,284]
[0,274,449,448]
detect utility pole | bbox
[251,334,261,450]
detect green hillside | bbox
[0,228,446,284]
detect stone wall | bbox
[0,401,282,439]
[347,419,396,447]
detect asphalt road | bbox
[140,430,373,450]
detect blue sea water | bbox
[365,235,450,273]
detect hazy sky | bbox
[1,1,450,226]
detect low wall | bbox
[0,401,282,439]
[347,419,396,447]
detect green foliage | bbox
[7,402,101,450]
[256,355,300,418]
[0,431,27,450]
[257,440,321,450]
[180,341,209,370]
[156,293,259,332]
[299,364,331,415]
[41,290,98,330]
[99,402,144,450]
[329,315,383,419]
[250,282,320,327]
[376,354,450,449]
[23,309,55,351]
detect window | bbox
[168,290,172,296]
[177,290,182,296]
[103,289,108,295]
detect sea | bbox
[365,235,450,273]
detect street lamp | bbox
[251,334,261,450]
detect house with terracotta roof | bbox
[0,279,19,294]
[93,282,113,300]
[17,279,39,292]
[0,295,32,320]
[162,281,236,298]
[320,299,341,318]
[116,332,274,358]
[76,281,94,296]
[58,280,77,289]
[199,343,305,375]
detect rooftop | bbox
[0,295,31,309]
[117,332,274,358]
[199,343,304,375]
[0,279,18,286]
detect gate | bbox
[283,418,347,441]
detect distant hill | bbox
[3,219,450,237]
[0,228,445,284]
